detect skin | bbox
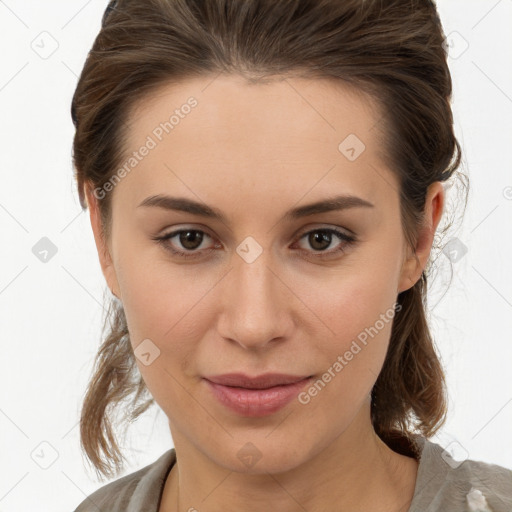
[85,74,444,511]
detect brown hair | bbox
[71,0,468,480]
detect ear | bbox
[397,181,445,294]
[84,183,121,300]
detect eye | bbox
[152,228,217,260]
[152,226,356,260]
[293,227,356,259]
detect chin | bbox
[203,436,311,475]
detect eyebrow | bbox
[137,194,374,223]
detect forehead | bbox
[117,73,394,211]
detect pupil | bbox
[181,230,202,250]
[310,232,330,251]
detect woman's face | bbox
[88,74,437,473]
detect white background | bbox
[0,1,511,510]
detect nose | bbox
[216,251,295,351]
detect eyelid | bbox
[156,223,354,241]
[293,226,356,255]
[154,224,357,259]
[294,223,355,238]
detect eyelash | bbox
[152,227,356,261]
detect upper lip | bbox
[204,373,312,389]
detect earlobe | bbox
[397,181,445,294]
[84,183,121,300]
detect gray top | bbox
[74,436,512,511]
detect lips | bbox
[204,373,311,389]
[203,373,314,417]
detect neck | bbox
[160,403,418,512]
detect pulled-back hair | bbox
[71,0,467,480]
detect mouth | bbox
[204,372,312,389]
[203,373,314,417]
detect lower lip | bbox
[204,377,313,417]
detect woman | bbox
[71,0,512,511]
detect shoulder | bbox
[409,436,512,512]
[74,449,176,512]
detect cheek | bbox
[296,281,399,421]
[114,248,214,397]
[114,239,203,339]
[300,252,401,390]
[312,257,400,339]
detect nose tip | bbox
[230,335,282,352]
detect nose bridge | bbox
[218,246,291,350]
